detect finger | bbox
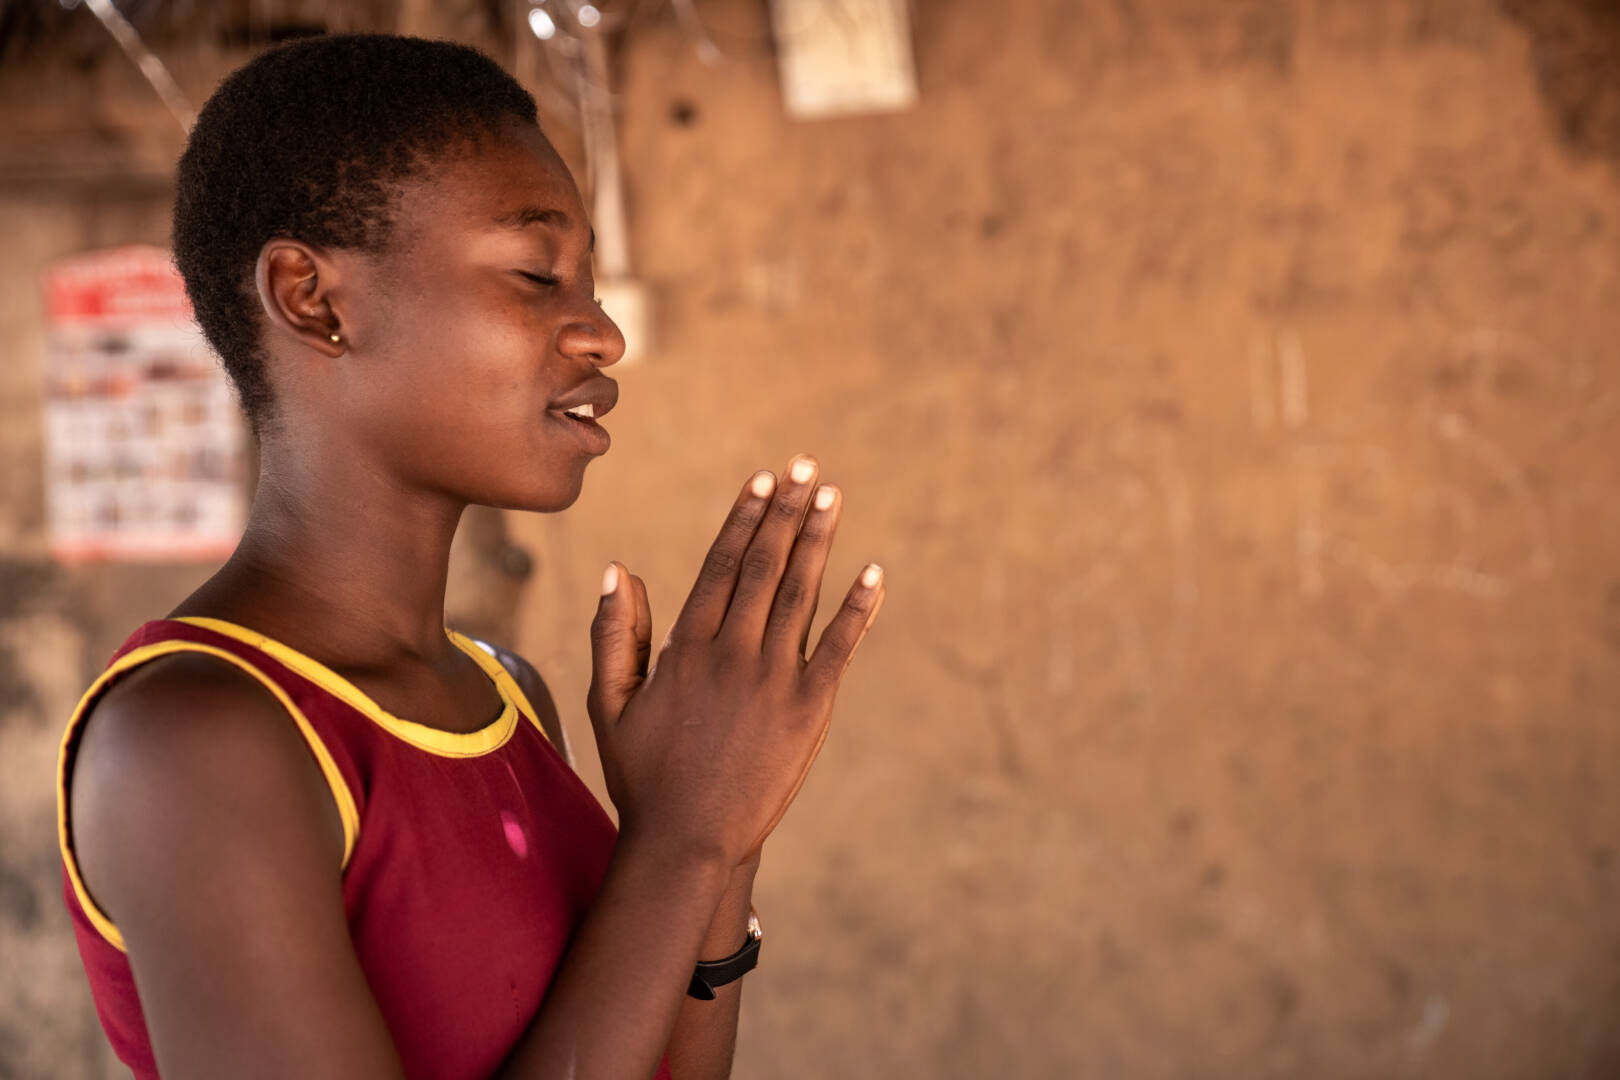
[629,573,652,678]
[721,454,819,644]
[799,586,821,662]
[763,483,840,659]
[804,564,885,692]
[586,563,643,729]
[668,470,777,643]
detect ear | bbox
[253,239,348,358]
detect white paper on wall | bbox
[771,0,918,119]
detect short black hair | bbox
[173,34,539,435]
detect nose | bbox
[557,298,627,369]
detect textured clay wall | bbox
[513,2,1620,1077]
[2,2,1618,1078]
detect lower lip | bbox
[552,412,611,455]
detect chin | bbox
[488,468,589,514]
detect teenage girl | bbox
[55,33,884,1080]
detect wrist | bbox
[613,826,734,897]
[699,860,758,958]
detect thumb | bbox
[588,563,643,728]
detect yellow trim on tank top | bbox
[455,634,555,748]
[173,616,526,757]
[57,640,361,955]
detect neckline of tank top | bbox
[166,616,523,759]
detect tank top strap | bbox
[56,618,362,954]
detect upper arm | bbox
[69,654,404,1080]
[484,644,572,766]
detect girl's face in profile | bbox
[329,114,625,513]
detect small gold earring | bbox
[329,332,342,344]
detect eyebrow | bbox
[493,206,596,253]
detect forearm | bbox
[665,857,760,1080]
[494,831,733,1080]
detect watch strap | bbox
[686,935,760,1000]
[686,914,763,1000]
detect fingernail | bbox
[601,564,619,596]
[790,457,815,484]
[860,563,883,588]
[750,471,776,497]
[814,485,836,511]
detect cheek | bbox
[375,286,545,412]
[367,303,568,496]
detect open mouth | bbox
[552,403,610,454]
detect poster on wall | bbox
[42,245,246,564]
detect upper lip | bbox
[550,377,619,420]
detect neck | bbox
[187,428,465,662]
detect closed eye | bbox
[518,271,561,287]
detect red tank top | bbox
[56,617,672,1080]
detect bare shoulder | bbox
[71,652,346,922]
[68,652,402,1077]
[480,642,571,763]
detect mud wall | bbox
[518,2,1620,1077]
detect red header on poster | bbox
[45,245,193,326]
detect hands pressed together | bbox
[587,454,886,870]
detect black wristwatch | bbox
[686,909,763,1000]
